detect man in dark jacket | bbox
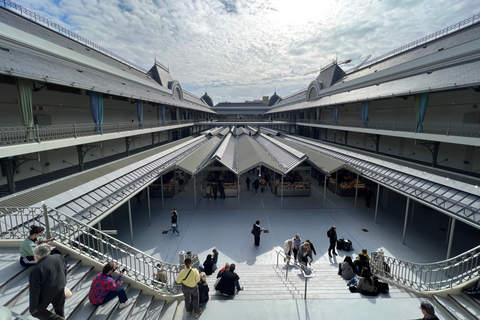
[327,226,338,258]
[29,244,67,320]
[251,220,264,247]
[215,263,242,296]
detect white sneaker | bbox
[118,300,131,309]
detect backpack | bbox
[374,278,389,293]
[327,229,332,238]
[337,237,345,250]
[343,239,353,251]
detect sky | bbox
[13,0,480,105]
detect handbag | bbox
[172,223,177,227]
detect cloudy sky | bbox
[15,0,479,104]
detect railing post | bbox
[42,204,52,239]
[73,122,77,138]
[35,124,40,143]
[304,276,308,300]
[117,121,119,132]
[446,122,451,135]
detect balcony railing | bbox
[295,119,480,137]
[0,120,194,146]
[371,247,480,292]
[0,206,199,295]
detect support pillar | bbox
[402,198,410,245]
[281,175,284,209]
[446,218,456,259]
[127,199,134,246]
[374,184,380,224]
[147,186,152,226]
[161,175,165,210]
[0,158,15,194]
[194,175,197,209]
[76,145,85,171]
[323,175,327,207]
[354,174,359,209]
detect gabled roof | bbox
[148,62,175,89]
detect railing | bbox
[0,120,194,146]
[295,119,480,137]
[371,246,480,292]
[0,205,200,295]
[360,13,480,69]
[0,0,148,73]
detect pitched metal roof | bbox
[272,136,346,174]
[282,134,480,228]
[176,136,222,175]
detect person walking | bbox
[253,178,260,195]
[365,185,375,208]
[292,234,302,263]
[171,208,180,235]
[29,244,67,320]
[218,182,225,199]
[305,239,317,261]
[298,241,312,268]
[176,257,202,318]
[89,262,130,308]
[260,178,266,193]
[327,226,338,257]
[246,176,251,191]
[283,239,293,264]
[251,220,264,247]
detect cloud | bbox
[16,0,479,105]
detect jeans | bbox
[172,225,179,234]
[347,276,358,286]
[235,280,242,291]
[97,287,128,305]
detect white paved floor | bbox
[102,172,479,320]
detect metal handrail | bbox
[296,119,480,137]
[371,246,480,292]
[360,13,480,69]
[0,119,194,146]
[0,205,200,295]
[1,0,148,73]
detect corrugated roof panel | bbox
[254,135,305,172]
[272,136,345,174]
[177,136,222,175]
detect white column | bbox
[402,198,410,245]
[446,218,456,259]
[147,187,151,226]
[128,199,134,245]
[374,184,380,224]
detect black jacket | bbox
[215,270,239,296]
[203,260,214,275]
[328,227,337,243]
[29,254,67,313]
[198,282,209,304]
[252,224,262,237]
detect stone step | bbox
[106,288,142,320]
[434,295,477,320]
[449,294,480,319]
[127,294,154,320]
[143,300,166,320]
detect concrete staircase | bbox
[2,246,480,320]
